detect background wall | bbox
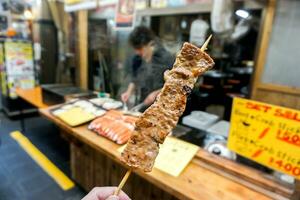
[261,0,300,88]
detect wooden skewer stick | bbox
[113,170,132,196]
[113,36,213,196]
[201,34,212,51]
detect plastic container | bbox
[182,111,219,130]
[206,120,230,138]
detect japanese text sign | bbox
[228,98,300,179]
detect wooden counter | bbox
[39,107,291,200]
[16,87,49,108]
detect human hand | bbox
[121,91,131,103]
[82,187,131,200]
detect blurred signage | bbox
[115,0,135,29]
[0,43,7,96]
[135,0,147,10]
[0,44,3,67]
[4,41,35,98]
[99,0,117,6]
[228,98,300,179]
[64,0,98,12]
[151,0,167,8]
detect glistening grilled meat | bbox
[121,42,215,172]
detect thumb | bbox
[105,195,119,200]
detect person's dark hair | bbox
[129,26,155,49]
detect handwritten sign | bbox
[228,98,300,179]
[119,137,199,177]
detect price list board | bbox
[228,98,300,179]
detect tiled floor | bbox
[0,112,86,200]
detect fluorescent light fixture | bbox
[235,9,249,19]
[24,9,33,20]
[108,19,115,26]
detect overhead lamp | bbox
[24,9,33,20]
[235,9,249,19]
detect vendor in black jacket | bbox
[121,26,174,106]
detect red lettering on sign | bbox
[275,160,283,168]
[284,163,292,171]
[246,102,272,113]
[274,109,300,122]
[251,149,263,158]
[258,128,270,139]
[269,157,300,177]
[277,129,300,147]
[293,167,300,176]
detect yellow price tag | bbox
[228,98,300,179]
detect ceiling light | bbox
[235,9,249,19]
[24,9,33,20]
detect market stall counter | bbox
[39,106,290,200]
[16,87,49,109]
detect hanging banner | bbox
[65,0,98,12]
[115,0,136,29]
[228,97,300,179]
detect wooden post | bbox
[291,180,300,200]
[77,10,88,89]
[251,0,276,98]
